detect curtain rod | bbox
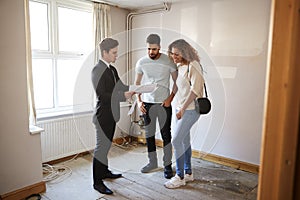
[85,0,124,9]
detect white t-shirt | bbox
[136,53,177,103]
[176,61,204,110]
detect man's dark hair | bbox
[146,34,160,45]
[100,38,119,55]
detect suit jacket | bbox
[91,60,129,122]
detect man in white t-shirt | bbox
[135,34,178,179]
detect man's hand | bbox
[161,99,171,107]
[161,94,173,107]
[138,101,146,114]
[124,91,135,99]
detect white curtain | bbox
[93,3,112,63]
[24,0,36,125]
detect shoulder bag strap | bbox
[187,63,208,98]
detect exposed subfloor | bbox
[40,143,258,200]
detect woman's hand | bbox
[176,108,185,120]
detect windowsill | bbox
[37,110,93,122]
[36,102,131,122]
[30,125,44,135]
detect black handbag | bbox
[187,63,211,114]
[195,83,211,114]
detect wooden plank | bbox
[190,160,256,199]
[39,149,258,200]
[258,0,300,199]
[186,179,245,200]
[121,171,205,200]
[105,174,171,200]
[104,181,147,200]
[192,159,257,187]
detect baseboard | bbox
[192,150,259,174]
[154,138,259,174]
[44,151,91,166]
[0,181,46,200]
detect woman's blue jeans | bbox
[172,109,200,178]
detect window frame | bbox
[30,0,94,120]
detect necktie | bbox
[109,65,116,83]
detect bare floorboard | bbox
[103,145,258,200]
[42,144,258,200]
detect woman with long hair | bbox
[164,39,204,189]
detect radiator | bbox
[38,114,95,162]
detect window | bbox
[29,0,94,119]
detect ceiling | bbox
[95,0,183,10]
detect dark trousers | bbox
[142,103,172,167]
[92,113,116,185]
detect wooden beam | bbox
[257,0,300,199]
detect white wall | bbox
[129,0,271,165]
[74,6,130,139]
[110,7,131,137]
[0,0,43,195]
[111,6,129,81]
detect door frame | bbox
[258,0,300,199]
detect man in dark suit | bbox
[91,38,134,195]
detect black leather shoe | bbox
[104,171,122,179]
[93,182,113,195]
[164,165,173,179]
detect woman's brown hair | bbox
[168,39,200,64]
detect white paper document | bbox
[129,83,157,93]
[127,100,137,116]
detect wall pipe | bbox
[125,2,171,84]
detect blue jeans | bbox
[172,109,200,178]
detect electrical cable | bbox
[42,149,84,183]
[42,163,72,183]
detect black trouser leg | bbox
[92,114,115,184]
[143,103,172,166]
[159,105,172,167]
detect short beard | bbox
[149,53,159,60]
